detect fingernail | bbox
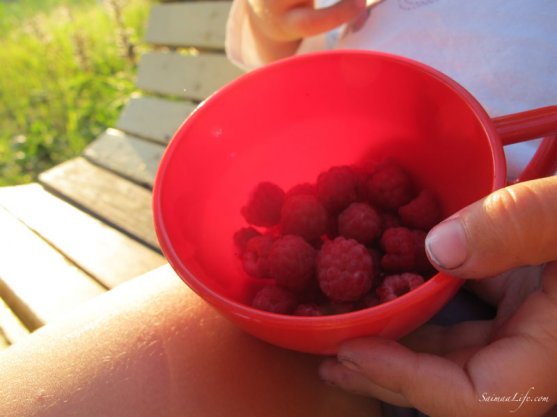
[425,218,468,270]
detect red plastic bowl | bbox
[153,51,557,354]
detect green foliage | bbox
[0,0,152,185]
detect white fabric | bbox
[225,0,557,178]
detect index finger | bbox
[283,0,366,38]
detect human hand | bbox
[319,176,557,417]
[247,0,367,43]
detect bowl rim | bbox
[152,49,505,326]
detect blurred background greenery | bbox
[0,0,152,185]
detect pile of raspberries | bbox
[233,160,442,316]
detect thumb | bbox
[425,176,557,279]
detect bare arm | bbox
[0,265,380,417]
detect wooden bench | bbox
[0,0,243,348]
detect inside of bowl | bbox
[156,51,502,306]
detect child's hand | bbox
[319,176,557,417]
[247,0,366,43]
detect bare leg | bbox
[0,265,381,417]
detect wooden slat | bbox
[38,157,159,251]
[0,297,30,345]
[136,51,243,100]
[0,207,105,330]
[0,184,166,289]
[84,128,165,188]
[144,2,231,49]
[116,96,196,144]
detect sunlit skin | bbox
[0,265,381,417]
[319,177,557,417]
[244,0,368,62]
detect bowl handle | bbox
[492,106,557,182]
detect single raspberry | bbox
[316,237,374,302]
[233,227,261,254]
[280,194,328,242]
[316,166,358,214]
[338,202,382,245]
[267,235,316,292]
[398,189,442,230]
[241,235,274,278]
[380,227,417,273]
[241,182,285,227]
[294,303,324,316]
[367,161,414,210]
[376,273,424,303]
[251,285,298,314]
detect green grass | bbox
[0,0,152,185]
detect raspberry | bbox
[325,214,339,240]
[367,161,414,210]
[251,285,298,314]
[368,247,382,278]
[233,227,261,254]
[286,182,316,197]
[317,237,374,302]
[280,194,328,242]
[412,229,433,272]
[241,182,285,227]
[376,273,424,303]
[351,164,374,202]
[398,189,442,230]
[338,202,382,245]
[329,301,358,315]
[316,166,358,213]
[362,293,381,308]
[241,235,274,278]
[267,235,317,292]
[380,227,417,272]
[381,212,402,231]
[294,303,323,316]
[237,159,436,316]
[301,278,327,304]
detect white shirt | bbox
[226,0,557,178]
